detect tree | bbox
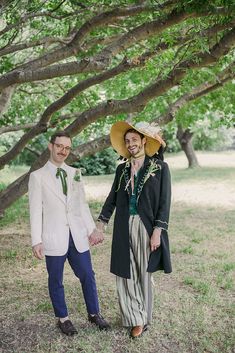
[0,0,234,215]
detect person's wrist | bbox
[96,220,106,232]
[153,227,161,235]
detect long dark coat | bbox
[98,155,172,279]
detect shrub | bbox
[72,148,117,175]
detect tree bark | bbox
[0,135,111,216]
[0,85,16,117]
[1,26,234,171]
[0,61,234,214]
[0,7,230,90]
[177,125,199,168]
[0,1,234,214]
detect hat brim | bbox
[110,121,165,158]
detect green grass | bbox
[0,164,28,184]
[0,154,235,352]
[171,166,235,184]
[0,190,29,227]
[0,202,234,352]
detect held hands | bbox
[89,221,106,246]
[150,227,162,252]
[32,243,44,259]
[89,228,104,246]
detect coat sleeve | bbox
[154,162,171,232]
[97,168,119,224]
[28,172,43,247]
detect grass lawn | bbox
[0,151,234,353]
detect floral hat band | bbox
[110,121,166,158]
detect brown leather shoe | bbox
[57,319,78,336]
[130,324,148,338]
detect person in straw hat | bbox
[96,120,172,338]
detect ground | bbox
[85,151,235,209]
[0,151,234,353]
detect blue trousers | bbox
[45,234,99,318]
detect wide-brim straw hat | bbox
[110,121,166,158]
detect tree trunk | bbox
[177,125,199,168]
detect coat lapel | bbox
[122,156,150,199]
[123,161,131,196]
[136,156,150,202]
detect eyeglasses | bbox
[53,143,72,152]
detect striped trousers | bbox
[116,215,153,327]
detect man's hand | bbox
[89,229,104,246]
[32,243,44,259]
[150,228,161,252]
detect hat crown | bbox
[110,120,165,158]
[135,121,162,139]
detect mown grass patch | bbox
[170,166,235,184]
[0,184,29,228]
[0,199,234,353]
[0,156,234,353]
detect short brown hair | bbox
[50,131,71,144]
[124,128,144,140]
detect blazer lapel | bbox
[43,162,66,204]
[65,165,73,204]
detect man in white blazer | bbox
[28,131,109,336]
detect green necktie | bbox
[56,168,67,196]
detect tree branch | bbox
[72,135,111,159]
[65,28,235,137]
[0,9,84,36]
[21,2,176,68]
[25,146,41,157]
[0,114,79,135]
[0,7,232,90]
[0,36,73,57]
[1,58,234,214]
[0,123,36,135]
[0,27,234,169]
[0,85,16,117]
[0,0,13,15]
[157,62,235,125]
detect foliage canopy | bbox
[0,0,234,213]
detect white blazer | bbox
[28,161,95,256]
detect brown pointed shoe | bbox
[130,324,148,339]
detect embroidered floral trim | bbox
[156,219,168,225]
[98,214,110,222]
[115,158,161,200]
[136,159,161,201]
[124,162,131,193]
[115,160,130,193]
[153,225,168,232]
[143,159,161,184]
